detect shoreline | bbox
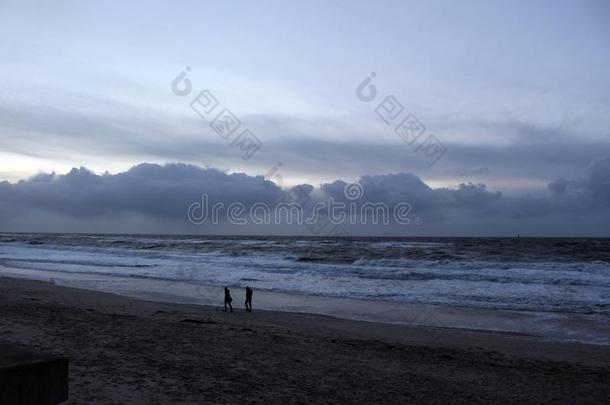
[2,273,610,362]
[1,265,609,346]
[1,276,610,403]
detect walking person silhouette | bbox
[224,287,233,312]
[245,286,253,312]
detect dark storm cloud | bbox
[0,163,282,219]
[1,159,609,236]
[3,95,610,191]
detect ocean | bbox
[1,233,609,343]
[1,233,609,314]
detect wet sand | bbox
[3,265,608,346]
[1,276,609,404]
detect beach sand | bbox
[1,276,609,404]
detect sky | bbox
[0,0,609,235]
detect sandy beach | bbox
[1,276,609,404]
[2,0,609,403]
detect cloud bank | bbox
[1,159,609,236]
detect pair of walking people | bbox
[223,286,253,312]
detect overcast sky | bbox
[0,0,609,235]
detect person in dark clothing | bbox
[224,287,233,312]
[245,286,253,312]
